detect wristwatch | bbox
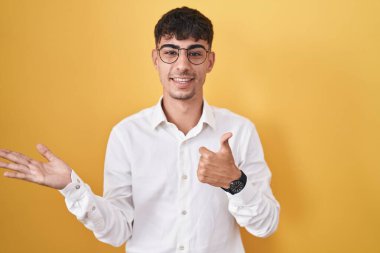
[222,170,247,195]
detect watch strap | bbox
[222,170,247,195]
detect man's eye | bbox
[163,50,178,56]
[188,51,204,57]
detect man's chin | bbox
[169,91,196,100]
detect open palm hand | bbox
[0,144,72,189]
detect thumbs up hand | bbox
[197,132,242,188]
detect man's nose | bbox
[175,49,192,70]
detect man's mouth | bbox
[170,77,195,88]
[170,77,194,84]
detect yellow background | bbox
[1,0,379,252]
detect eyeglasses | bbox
[157,44,210,65]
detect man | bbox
[0,6,279,253]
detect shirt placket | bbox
[176,139,190,253]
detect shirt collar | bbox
[150,97,167,129]
[199,100,216,130]
[150,97,216,130]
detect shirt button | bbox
[181,210,187,215]
[75,185,80,189]
[92,206,96,211]
[182,175,188,180]
[179,245,185,250]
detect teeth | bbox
[173,78,192,83]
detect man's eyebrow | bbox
[159,44,207,50]
[159,44,180,50]
[187,44,207,50]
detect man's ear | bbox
[152,49,158,70]
[206,51,215,73]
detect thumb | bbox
[36,144,58,162]
[219,132,233,153]
[199,146,215,158]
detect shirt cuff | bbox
[226,181,258,205]
[58,170,85,197]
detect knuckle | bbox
[19,164,29,171]
[8,153,16,159]
[16,172,25,179]
[203,160,211,167]
[200,157,208,164]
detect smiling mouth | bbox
[170,77,194,88]
[170,77,194,84]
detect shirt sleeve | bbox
[226,123,280,238]
[59,127,134,247]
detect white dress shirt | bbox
[60,99,280,253]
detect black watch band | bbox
[221,170,247,195]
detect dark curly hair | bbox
[154,7,214,48]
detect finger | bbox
[219,132,233,154]
[0,161,31,174]
[197,173,227,187]
[4,171,27,180]
[199,146,215,158]
[36,144,58,162]
[0,149,40,166]
[3,170,38,183]
[197,171,214,184]
[198,161,232,180]
[0,148,11,153]
[0,149,33,167]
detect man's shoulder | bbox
[210,104,255,129]
[112,104,156,132]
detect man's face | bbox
[152,37,215,101]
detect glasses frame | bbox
[157,44,210,65]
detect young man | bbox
[0,7,279,253]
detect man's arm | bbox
[0,129,135,246]
[58,127,134,246]
[226,125,280,237]
[197,126,280,237]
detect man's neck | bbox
[162,95,203,135]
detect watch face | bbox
[230,181,245,194]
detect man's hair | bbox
[154,6,214,48]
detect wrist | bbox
[57,169,73,190]
[231,166,241,181]
[222,169,247,195]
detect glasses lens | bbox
[187,48,207,65]
[159,48,179,64]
